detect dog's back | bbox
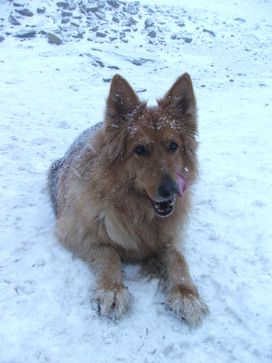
[48,158,64,215]
[48,122,103,216]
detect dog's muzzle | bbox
[151,174,187,217]
[152,197,176,217]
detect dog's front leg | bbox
[160,245,209,326]
[89,244,131,319]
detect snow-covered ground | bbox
[0,0,272,362]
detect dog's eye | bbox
[134,145,149,157]
[169,141,178,152]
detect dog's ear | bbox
[158,73,196,118]
[106,74,140,125]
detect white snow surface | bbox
[1,0,272,362]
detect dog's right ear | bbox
[158,73,196,119]
[105,74,140,126]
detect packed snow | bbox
[0,0,271,362]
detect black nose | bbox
[158,175,178,199]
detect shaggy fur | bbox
[48,73,208,325]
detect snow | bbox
[0,0,272,362]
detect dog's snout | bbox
[158,175,178,200]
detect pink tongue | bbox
[177,173,187,196]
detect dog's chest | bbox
[104,212,160,258]
[105,214,139,250]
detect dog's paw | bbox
[166,286,209,326]
[94,286,132,320]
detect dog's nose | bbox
[158,175,178,200]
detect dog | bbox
[48,73,208,326]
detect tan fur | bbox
[48,73,208,325]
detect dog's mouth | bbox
[151,197,176,217]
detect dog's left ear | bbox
[158,73,196,118]
[106,74,140,125]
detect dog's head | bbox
[101,73,198,218]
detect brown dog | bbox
[48,73,208,326]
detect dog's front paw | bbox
[94,286,132,320]
[166,285,209,326]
